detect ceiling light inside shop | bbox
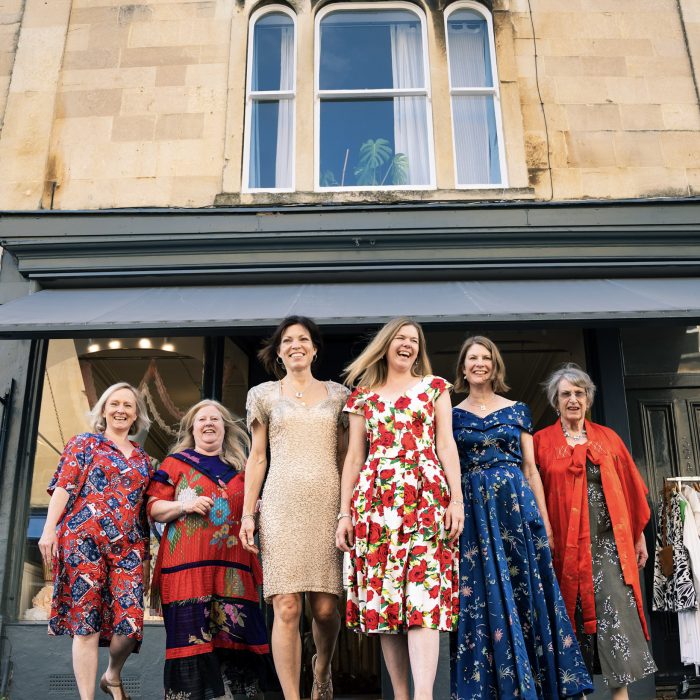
[108,340,122,350]
[162,339,175,352]
[138,338,152,349]
[87,340,100,353]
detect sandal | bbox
[311,653,333,700]
[99,674,131,700]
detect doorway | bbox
[623,325,700,688]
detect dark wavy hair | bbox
[257,315,324,378]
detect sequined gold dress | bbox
[246,380,350,601]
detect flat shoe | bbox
[100,674,131,700]
[311,653,333,700]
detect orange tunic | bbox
[533,420,650,639]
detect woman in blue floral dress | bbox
[451,336,592,700]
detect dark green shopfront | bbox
[0,198,698,698]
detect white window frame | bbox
[314,2,436,192]
[242,4,297,194]
[445,1,508,189]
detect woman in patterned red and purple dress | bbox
[335,317,464,700]
[39,382,152,700]
[147,400,276,700]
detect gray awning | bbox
[0,278,699,337]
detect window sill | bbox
[215,187,535,207]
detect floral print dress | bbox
[147,450,276,700]
[451,404,593,700]
[48,432,151,649]
[344,375,459,634]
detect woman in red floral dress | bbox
[335,317,464,700]
[38,382,152,700]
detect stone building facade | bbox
[0,0,699,697]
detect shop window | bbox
[445,3,506,187]
[20,337,205,621]
[316,3,435,190]
[243,6,296,192]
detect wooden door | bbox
[626,381,700,683]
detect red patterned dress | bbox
[343,375,459,634]
[48,432,152,649]
[147,450,276,700]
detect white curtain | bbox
[449,21,499,184]
[390,24,430,185]
[275,24,294,188]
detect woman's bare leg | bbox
[271,593,303,700]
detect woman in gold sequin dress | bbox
[240,316,349,700]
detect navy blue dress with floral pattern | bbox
[451,403,593,700]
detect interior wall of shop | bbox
[0,322,662,698]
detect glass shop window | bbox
[20,336,205,621]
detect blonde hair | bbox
[344,317,432,389]
[454,335,510,394]
[171,399,250,468]
[88,382,151,436]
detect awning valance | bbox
[0,278,698,337]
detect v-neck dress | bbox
[246,380,350,601]
[451,404,593,700]
[343,375,459,634]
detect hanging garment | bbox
[653,488,697,612]
[679,487,700,667]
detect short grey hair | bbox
[544,363,596,410]
[88,382,151,436]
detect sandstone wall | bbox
[0,0,697,210]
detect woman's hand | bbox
[183,496,214,517]
[635,532,648,568]
[239,516,258,554]
[546,524,555,556]
[336,516,354,552]
[142,560,151,597]
[38,527,58,568]
[445,500,465,543]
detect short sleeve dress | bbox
[343,375,459,634]
[246,380,350,602]
[47,432,152,650]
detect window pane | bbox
[320,97,430,187]
[447,9,493,88]
[21,337,205,621]
[452,95,501,184]
[319,10,424,90]
[249,99,293,189]
[252,12,294,91]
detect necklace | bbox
[468,393,495,411]
[561,421,587,441]
[284,378,315,405]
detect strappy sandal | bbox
[311,653,333,700]
[99,674,131,700]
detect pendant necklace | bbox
[469,394,495,411]
[285,378,315,406]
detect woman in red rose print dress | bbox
[38,382,152,700]
[336,317,464,700]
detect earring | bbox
[555,409,560,416]
[276,356,284,366]
[312,353,318,363]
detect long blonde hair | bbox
[171,399,250,468]
[343,317,432,388]
[88,382,151,436]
